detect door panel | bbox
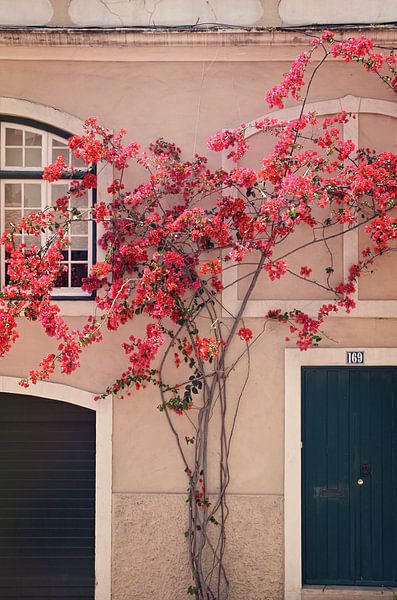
[0,393,96,600]
[302,367,397,586]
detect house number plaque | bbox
[346,351,364,364]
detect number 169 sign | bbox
[346,351,364,364]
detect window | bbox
[0,118,94,298]
[221,95,397,319]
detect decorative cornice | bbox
[0,26,395,49]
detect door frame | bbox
[284,348,397,600]
[0,376,112,600]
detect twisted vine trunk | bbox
[160,257,266,600]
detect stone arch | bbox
[0,97,85,134]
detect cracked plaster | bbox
[68,0,264,27]
[0,0,53,26]
[279,0,397,25]
[4,0,394,28]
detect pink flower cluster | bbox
[0,30,394,403]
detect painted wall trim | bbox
[0,27,394,49]
[284,347,397,600]
[222,96,397,318]
[0,376,112,600]
[0,97,84,136]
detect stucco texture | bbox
[0,0,53,26]
[0,59,395,159]
[112,493,283,600]
[3,0,397,28]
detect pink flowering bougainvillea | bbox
[0,33,397,600]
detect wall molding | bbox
[0,96,84,135]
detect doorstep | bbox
[301,586,397,600]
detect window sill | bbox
[302,586,397,599]
[51,299,97,317]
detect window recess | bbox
[0,120,95,299]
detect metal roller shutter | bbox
[0,393,96,600]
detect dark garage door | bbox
[0,393,96,599]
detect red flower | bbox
[238,328,253,342]
[300,266,312,278]
[43,154,66,182]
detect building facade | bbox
[0,1,397,599]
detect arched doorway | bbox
[0,378,112,600]
[0,392,96,598]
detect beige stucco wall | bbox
[112,494,283,600]
[0,30,396,599]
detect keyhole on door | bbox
[360,461,371,477]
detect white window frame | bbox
[222,95,397,319]
[46,179,93,298]
[0,121,94,298]
[0,122,46,171]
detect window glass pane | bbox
[52,138,72,167]
[5,128,22,146]
[51,184,69,205]
[25,235,38,247]
[24,208,38,219]
[52,148,69,163]
[25,148,42,168]
[71,221,88,235]
[71,194,88,209]
[24,184,42,208]
[24,131,42,147]
[4,184,22,207]
[53,211,67,225]
[71,154,86,169]
[4,209,22,230]
[71,236,88,250]
[55,269,69,288]
[71,250,88,261]
[52,139,67,148]
[71,263,87,287]
[5,148,23,167]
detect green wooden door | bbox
[302,367,397,586]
